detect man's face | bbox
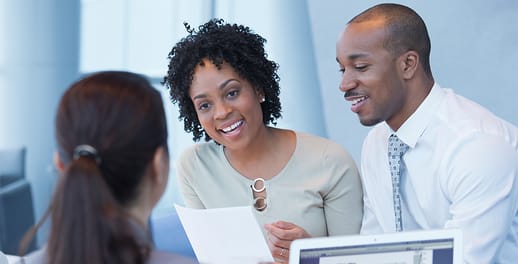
[336,20,408,128]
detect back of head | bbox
[164,18,282,142]
[349,3,432,78]
[49,71,168,264]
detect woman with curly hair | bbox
[164,19,363,263]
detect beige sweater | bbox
[176,132,363,237]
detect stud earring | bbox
[260,97,265,103]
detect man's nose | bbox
[339,72,358,93]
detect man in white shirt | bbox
[335,3,518,263]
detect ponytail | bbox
[46,157,149,264]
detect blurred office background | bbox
[0,0,516,249]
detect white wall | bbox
[307,0,518,163]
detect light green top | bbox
[176,132,363,237]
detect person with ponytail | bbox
[18,71,198,264]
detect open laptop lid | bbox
[289,229,463,264]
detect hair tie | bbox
[73,144,101,164]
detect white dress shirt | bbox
[360,83,518,264]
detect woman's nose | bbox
[214,101,232,119]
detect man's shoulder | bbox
[441,88,512,125]
[437,88,518,147]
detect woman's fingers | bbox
[265,221,311,263]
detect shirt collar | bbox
[386,83,445,148]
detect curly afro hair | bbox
[163,18,282,142]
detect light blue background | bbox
[1,0,516,247]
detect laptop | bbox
[289,229,463,264]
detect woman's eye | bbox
[227,90,239,98]
[339,68,345,74]
[198,102,210,111]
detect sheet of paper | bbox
[174,204,274,264]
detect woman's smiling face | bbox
[189,59,264,149]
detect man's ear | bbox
[53,151,65,173]
[400,50,419,80]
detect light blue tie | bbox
[388,134,409,232]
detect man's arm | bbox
[444,134,518,263]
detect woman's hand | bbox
[264,221,311,263]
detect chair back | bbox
[0,147,26,186]
[0,146,36,255]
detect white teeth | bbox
[222,120,243,133]
[352,96,367,105]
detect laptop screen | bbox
[299,238,454,264]
[290,229,462,264]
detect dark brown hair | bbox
[163,19,282,142]
[21,71,168,264]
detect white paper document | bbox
[174,204,274,264]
